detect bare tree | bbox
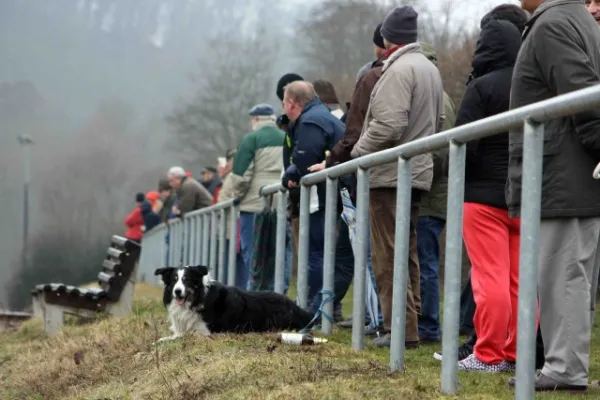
[167,26,278,168]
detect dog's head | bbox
[154,265,213,308]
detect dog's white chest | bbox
[168,301,210,336]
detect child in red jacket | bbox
[124,193,145,242]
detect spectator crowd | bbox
[123,0,600,393]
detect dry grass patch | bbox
[1,283,599,400]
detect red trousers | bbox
[463,203,522,364]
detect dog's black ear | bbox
[187,265,209,276]
[155,267,176,285]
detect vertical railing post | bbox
[183,217,190,265]
[168,222,176,267]
[352,167,369,350]
[390,157,412,370]
[274,190,288,294]
[202,212,210,266]
[297,184,311,309]
[515,120,544,400]
[218,208,227,283]
[189,216,196,265]
[322,177,338,336]
[209,211,218,276]
[198,215,205,264]
[227,204,238,287]
[440,141,466,393]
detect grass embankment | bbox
[1,283,598,400]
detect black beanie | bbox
[373,23,385,49]
[276,73,304,101]
[381,6,418,46]
[135,192,145,202]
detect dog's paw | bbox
[153,336,179,345]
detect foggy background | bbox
[0,0,508,309]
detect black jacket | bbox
[455,20,521,209]
[508,0,600,218]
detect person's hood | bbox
[471,20,521,78]
[420,42,438,66]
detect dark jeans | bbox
[239,211,257,290]
[417,216,446,341]
[333,218,355,314]
[308,209,326,313]
[460,269,476,335]
[223,238,248,290]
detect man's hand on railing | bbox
[233,198,241,206]
[308,161,326,172]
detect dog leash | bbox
[299,289,335,333]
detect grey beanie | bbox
[381,6,418,46]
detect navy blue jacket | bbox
[282,98,345,211]
[140,200,162,232]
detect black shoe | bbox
[364,324,386,337]
[433,339,473,361]
[507,371,587,392]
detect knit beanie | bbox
[381,6,418,46]
[373,23,385,49]
[276,73,304,101]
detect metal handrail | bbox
[261,84,600,399]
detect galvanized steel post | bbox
[188,216,196,264]
[227,205,238,287]
[209,211,218,275]
[274,190,288,294]
[218,208,227,283]
[195,216,202,265]
[297,184,311,309]
[515,121,544,400]
[440,141,466,393]
[390,157,412,371]
[322,177,338,336]
[202,213,210,266]
[352,167,369,350]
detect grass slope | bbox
[0,283,598,400]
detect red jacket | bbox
[124,206,144,241]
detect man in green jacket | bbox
[230,104,285,289]
[417,43,457,344]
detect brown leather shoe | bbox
[507,371,587,392]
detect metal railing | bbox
[138,199,240,286]
[259,186,289,294]
[259,84,600,399]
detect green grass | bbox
[0,283,598,399]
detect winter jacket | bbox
[202,177,222,196]
[327,55,385,168]
[282,98,345,212]
[176,176,213,217]
[124,206,144,241]
[140,200,161,232]
[158,192,176,223]
[230,121,285,213]
[418,43,457,220]
[455,20,521,210]
[507,0,600,218]
[351,43,445,190]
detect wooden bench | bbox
[30,235,141,336]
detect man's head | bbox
[520,0,543,14]
[248,103,276,130]
[587,0,600,24]
[373,23,386,58]
[202,167,216,182]
[381,5,419,49]
[283,81,317,122]
[276,73,304,102]
[158,178,171,199]
[167,166,186,189]
[135,192,145,206]
[276,114,290,131]
[225,148,236,171]
[482,3,529,33]
[312,80,340,106]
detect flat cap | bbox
[249,103,274,116]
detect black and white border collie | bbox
[154,265,314,343]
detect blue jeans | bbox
[417,216,445,341]
[333,218,355,314]
[308,209,326,313]
[284,221,293,294]
[223,238,248,290]
[239,211,257,290]
[460,269,476,334]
